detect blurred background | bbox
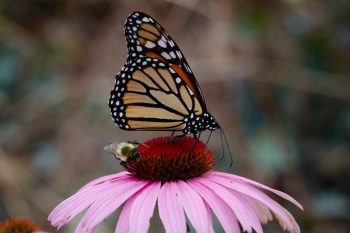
[0,0,349,232]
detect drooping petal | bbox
[209,173,300,233]
[129,182,161,233]
[158,182,186,233]
[276,206,301,233]
[175,181,211,233]
[227,191,263,233]
[115,192,138,233]
[75,179,149,233]
[189,179,241,233]
[48,174,133,229]
[197,178,262,233]
[245,196,273,224]
[212,172,303,210]
[49,187,99,228]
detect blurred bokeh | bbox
[0,0,349,232]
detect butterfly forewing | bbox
[124,11,206,108]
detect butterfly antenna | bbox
[189,131,201,155]
[205,130,213,145]
[221,128,233,167]
[219,128,225,160]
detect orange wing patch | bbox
[140,23,160,35]
[171,64,196,96]
[126,106,183,120]
[128,120,185,130]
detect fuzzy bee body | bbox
[104,142,140,164]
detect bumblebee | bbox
[104,142,140,164]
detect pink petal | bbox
[228,191,263,233]
[189,179,241,233]
[79,172,131,190]
[75,179,149,232]
[48,173,134,228]
[129,182,161,233]
[246,196,273,224]
[212,172,303,210]
[49,180,126,228]
[197,178,262,233]
[115,193,138,233]
[276,206,301,233]
[203,200,215,233]
[158,182,186,233]
[209,173,301,233]
[175,181,211,233]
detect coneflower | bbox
[49,136,303,233]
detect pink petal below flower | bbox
[48,172,133,229]
[158,182,186,233]
[196,178,263,233]
[48,172,148,233]
[115,194,137,233]
[48,171,302,233]
[204,172,303,233]
[214,172,303,210]
[175,181,212,233]
[129,182,161,233]
[189,180,242,233]
[74,179,149,233]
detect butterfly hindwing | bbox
[109,56,204,131]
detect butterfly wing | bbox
[109,57,204,131]
[124,11,206,110]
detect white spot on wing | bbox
[169,51,176,59]
[161,52,171,59]
[187,86,194,95]
[160,35,167,42]
[176,51,183,59]
[158,40,167,48]
[145,41,156,48]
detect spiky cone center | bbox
[126,136,215,182]
[0,217,41,233]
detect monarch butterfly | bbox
[109,11,220,140]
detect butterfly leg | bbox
[128,141,141,145]
[204,130,213,145]
[194,131,201,140]
[171,131,186,138]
